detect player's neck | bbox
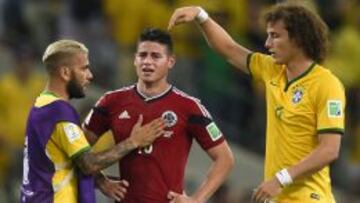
[45,80,69,101]
[136,81,171,98]
[285,56,314,82]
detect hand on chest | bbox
[111,105,187,142]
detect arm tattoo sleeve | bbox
[75,139,136,175]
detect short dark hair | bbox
[264,3,329,63]
[137,28,173,54]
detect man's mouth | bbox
[142,67,155,73]
[269,51,275,57]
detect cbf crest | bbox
[162,111,177,127]
[291,86,304,104]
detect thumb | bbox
[120,179,129,187]
[134,114,143,127]
[167,191,180,200]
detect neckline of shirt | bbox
[135,84,173,102]
[284,62,316,92]
[41,91,59,98]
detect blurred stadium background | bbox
[0,0,359,202]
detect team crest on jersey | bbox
[292,87,304,104]
[162,111,177,127]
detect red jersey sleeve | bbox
[83,94,111,136]
[187,101,225,150]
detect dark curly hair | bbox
[264,3,329,63]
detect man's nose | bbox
[87,70,93,80]
[143,55,153,63]
[264,37,271,49]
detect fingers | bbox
[134,114,143,128]
[99,179,129,202]
[145,117,166,137]
[252,188,270,203]
[120,179,129,187]
[167,191,181,200]
[111,180,129,201]
[112,192,124,202]
[149,117,165,127]
[168,9,181,30]
[167,7,199,30]
[112,186,126,202]
[168,13,186,30]
[130,116,165,147]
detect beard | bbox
[66,76,85,99]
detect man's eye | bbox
[152,54,162,59]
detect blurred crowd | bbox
[0,0,359,202]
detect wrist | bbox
[191,194,205,203]
[275,168,293,187]
[195,7,209,24]
[124,137,140,149]
[94,171,106,187]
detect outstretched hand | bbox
[168,6,201,30]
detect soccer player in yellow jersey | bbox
[20,39,165,203]
[168,2,345,203]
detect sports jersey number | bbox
[137,144,153,154]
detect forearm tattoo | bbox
[75,140,136,175]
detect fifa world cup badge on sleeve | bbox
[327,100,342,118]
[64,123,81,143]
[206,122,222,141]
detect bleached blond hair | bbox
[42,39,88,73]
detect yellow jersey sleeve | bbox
[52,122,91,159]
[247,52,282,82]
[315,75,346,134]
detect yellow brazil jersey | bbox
[248,53,345,203]
[35,93,91,203]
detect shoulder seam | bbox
[105,85,135,95]
[172,88,212,118]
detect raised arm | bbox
[168,6,252,73]
[75,116,165,175]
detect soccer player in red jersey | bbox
[83,28,234,203]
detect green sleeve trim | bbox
[70,146,91,160]
[246,52,254,78]
[317,128,344,135]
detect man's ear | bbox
[59,66,71,81]
[168,55,176,69]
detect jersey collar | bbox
[134,84,173,102]
[41,91,60,98]
[284,62,316,92]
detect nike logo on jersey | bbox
[119,110,131,119]
[269,81,278,86]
